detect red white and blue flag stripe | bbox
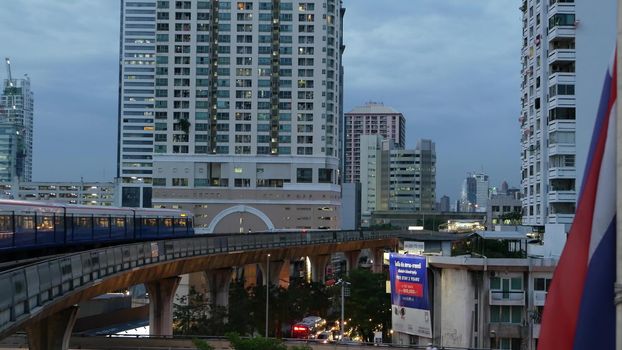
[538,57,617,349]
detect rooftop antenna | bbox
[5,58,13,87]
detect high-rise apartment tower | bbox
[519,0,576,227]
[343,102,405,183]
[118,0,344,232]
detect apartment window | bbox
[549,13,576,28]
[319,169,332,183]
[172,178,189,186]
[297,168,313,183]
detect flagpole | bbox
[616,1,622,348]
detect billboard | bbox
[389,253,432,337]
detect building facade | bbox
[343,102,405,183]
[359,135,389,226]
[0,68,33,182]
[520,0,576,228]
[0,181,115,206]
[118,0,344,232]
[389,139,436,212]
[460,172,488,213]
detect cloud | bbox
[342,0,522,199]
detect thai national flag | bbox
[538,57,616,348]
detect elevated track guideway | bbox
[0,229,399,350]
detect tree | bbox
[173,287,210,335]
[343,269,391,342]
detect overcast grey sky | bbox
[0,0,521,201]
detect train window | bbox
[96,217,110,229]
[115,217,125,228]
[162,218,173,227]
[17,216,35,231]
[0,215,11,234]
[74,216,92,229]
[143,218,157,227]
[37,216,55,232]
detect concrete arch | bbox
[206,205,275,233]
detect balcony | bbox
[549,2,576,16]
[548,119,575,132]
[549,72,575,85]
[548,213,574,224]
[548,49,576,65]
[548,190,576,203]
[548,26,576,40]
[548,143,575,155]
[490,290,526,306]
[549,166,576,179]
[533,290,547,307]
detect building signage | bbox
[389,253,432,338]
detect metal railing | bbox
[0,230,399,338]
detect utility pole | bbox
[265,253,270,338]
[337,278,351,340]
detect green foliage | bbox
[342,269,391,342]
[229,279,330,337]
[225,332,287,350]
[289,345,313,350]
[173,287,228,336]
[191,338,214,350]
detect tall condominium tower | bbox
[343,102,405,183]
[520,0,576,227]
[0,59,33,182]
[118,0,344,232]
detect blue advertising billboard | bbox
[389,253,432,337]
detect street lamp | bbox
[336,278,351,340]
[265,253,270,338]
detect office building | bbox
[519,0,576,227]
[343,102,405,183]
[0,61,33,182]
[389,139,436,212]
[118,0,344,232]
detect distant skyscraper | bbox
[360,136,436,225]
[500,180,509,195]
[439,195,450,212]
[118,0,344,232]
[343,102,406,183]
[0,59,33,182]
[520,0,576,227]
[460,172,488,212]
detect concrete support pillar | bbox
[308,255,330,283]
[146,276,181,336]
[259,259,285,286]
[345,250,361,274]
[205,268,233,308]
[371,248,385,273]
[25,306,78,350]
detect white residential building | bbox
[389,139,436,212]
[519,0,576,228]
[118,0,344,232]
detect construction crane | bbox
[5,57,13,87]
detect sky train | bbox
[0,199,193,252]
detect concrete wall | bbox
[439,269,474,348]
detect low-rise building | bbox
[0,180,115,206]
